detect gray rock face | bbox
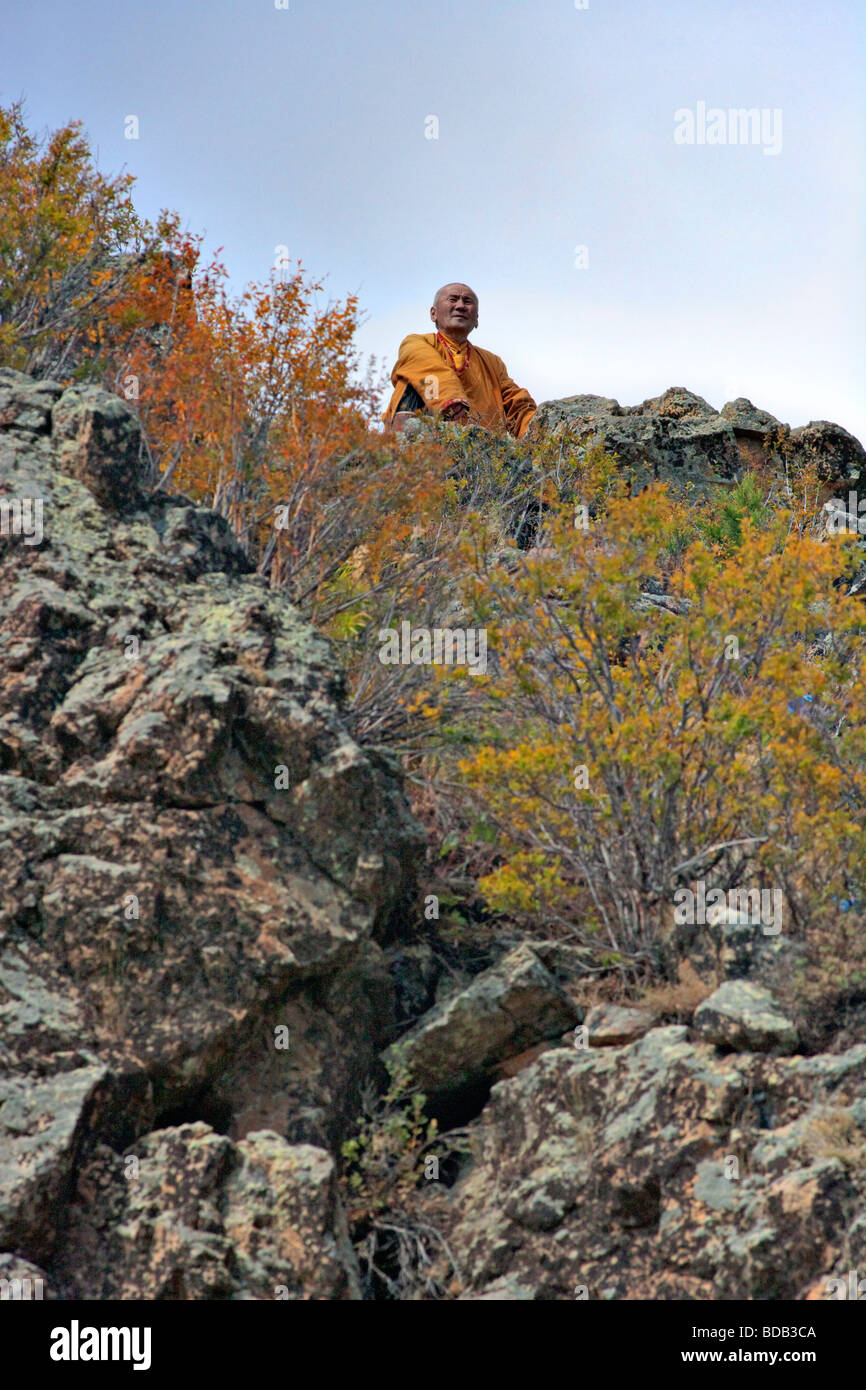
[693,981,798,1053]
[720,397,781,435]
[0,373,424,1294]
[52,383,147,509]
[51,1123,360,1301]
[426,1030,866,1300]
[529,387,743,492]
[789,419,865,485]
[0,1067,107,1252]
[0,371,62,435]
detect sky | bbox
[2,0,864,440]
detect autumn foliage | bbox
[0,99,168,380]
[457,483,866,986]
[2,103,465,645]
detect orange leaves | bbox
[92,212,464,690]
[0,100,151,378]
[0,104,465,719]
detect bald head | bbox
[431,283,478,344]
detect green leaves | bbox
[697,474,775,552]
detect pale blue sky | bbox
[2,0,864,439]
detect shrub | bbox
[339,1052,467,1299]
[457,485,866,993]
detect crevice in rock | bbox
[423,1075,493,1132]
[150,1083,234,1136]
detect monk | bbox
[383,283,536,438]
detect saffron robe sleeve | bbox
[383,334,470,423]
[488,353,537,439]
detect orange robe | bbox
[383,330,536,438]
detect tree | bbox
[0,99,169,380]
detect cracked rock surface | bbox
[0,371,423,1294]
[424,1030,866,1300]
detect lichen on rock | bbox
[0,373,424,1296]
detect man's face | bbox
[431,284,479,340]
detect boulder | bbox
[51,382,148,509]
[693,980,798,1053]
[789,420,865,486]
[0,370,63,436]
[583,1003,655,1046]
[384,943,579,1108]
[720,397,782,436]
[50,1123,360,1300]
[0,1067,107,1253]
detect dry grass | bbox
[638,961,716,1024]
[805,1107,866,1168]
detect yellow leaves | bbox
[406,688,442,721]
[454,480,866,970]
[479,856,568,918]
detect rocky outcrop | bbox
[529,386,866,497]
[693,981,798,1054]
[51,1124,361,1300]
[3,366,865,1304]
[0,369,424,1295]
[426,1029,866,1300]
